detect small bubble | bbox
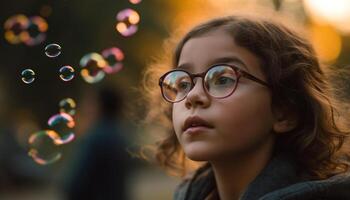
[59,98,76,116]
[115,8,140,37]
[101,47,124,74]
[59,65,75,81]
[129,0,142,4]
[21,69,35,84]
[45,43,62,58]
[28,130,62,165]
[80,53,107,84]
[48,113,75,144]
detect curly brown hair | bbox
[140,14,350,179]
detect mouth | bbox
[183,116,214,133]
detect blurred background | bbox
[1,0,350,199]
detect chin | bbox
[183,142,215,161]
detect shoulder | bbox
[260,171,350,200]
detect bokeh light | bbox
[115,8,140,37]
[80,53,107,84]
[47,113,75,144]
[59,65,75,81]
[59,98,76,116]
[309,24,342,63]
[28,130,62,165]
[45,43,62,58]
[21,69,35,84]
[304,0,350,34]
[101,47,124,74]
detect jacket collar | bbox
[177,151,350,200]
[179,151,307,200]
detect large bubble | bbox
[80,53,107,84]
[23,16,48,46]
[116,8,140,37]
[28,130,62,165]
[101,47,124,74]
[21,69,35,84]
[47,113,75,144]
[4,14,29,44]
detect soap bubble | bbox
[80,53,107,84]
[59,98,76,116]
[101,47,124,74]
[129,0,142,4]
[45,43,61,58]
[59,65,75,81]
[116,8,140,37]
[21,69,35,84]
[48,113,75,144]
[23,16,48,46]
[28,130,62,165]
[4,14,29,44]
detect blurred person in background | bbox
[63,85,132,200]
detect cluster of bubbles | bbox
[28,98,76,165]
[4,14,48,46]
[20,0,136,165]
[116,8,140,37]
[21,43,76,84]
[80,47,124,84]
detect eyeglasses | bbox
[159,64,270,103]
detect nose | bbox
[184,77,210,109]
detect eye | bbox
[177,81,191,91]
[214,76,235,86]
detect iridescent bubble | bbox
[59,98,76,116]
[21,69,35,84]
[59,65,75,81]
[80,53,107,84]
[4,14,30,44]
[129,0,142,4]
[45,43,62,58]
[48,113,75,144]
[28,130,62,165]
[101,47,124,74]
[115,8,140,37]
[23,16,48,46]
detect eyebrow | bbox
[177,56,249,72]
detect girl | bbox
[142,14,350,200]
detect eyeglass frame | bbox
[159,63,271,103]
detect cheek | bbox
[215,89,274,148]
[172,103,184,139]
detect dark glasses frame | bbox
[159,63,270,103]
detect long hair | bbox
[141,14,350,179]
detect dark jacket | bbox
[174,152,350,200]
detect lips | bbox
[183,116,214,132]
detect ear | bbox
[272,108,298,133]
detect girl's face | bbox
[172,29,277,162]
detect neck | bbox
[211,136,275,200]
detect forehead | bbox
[177,29,260,73]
